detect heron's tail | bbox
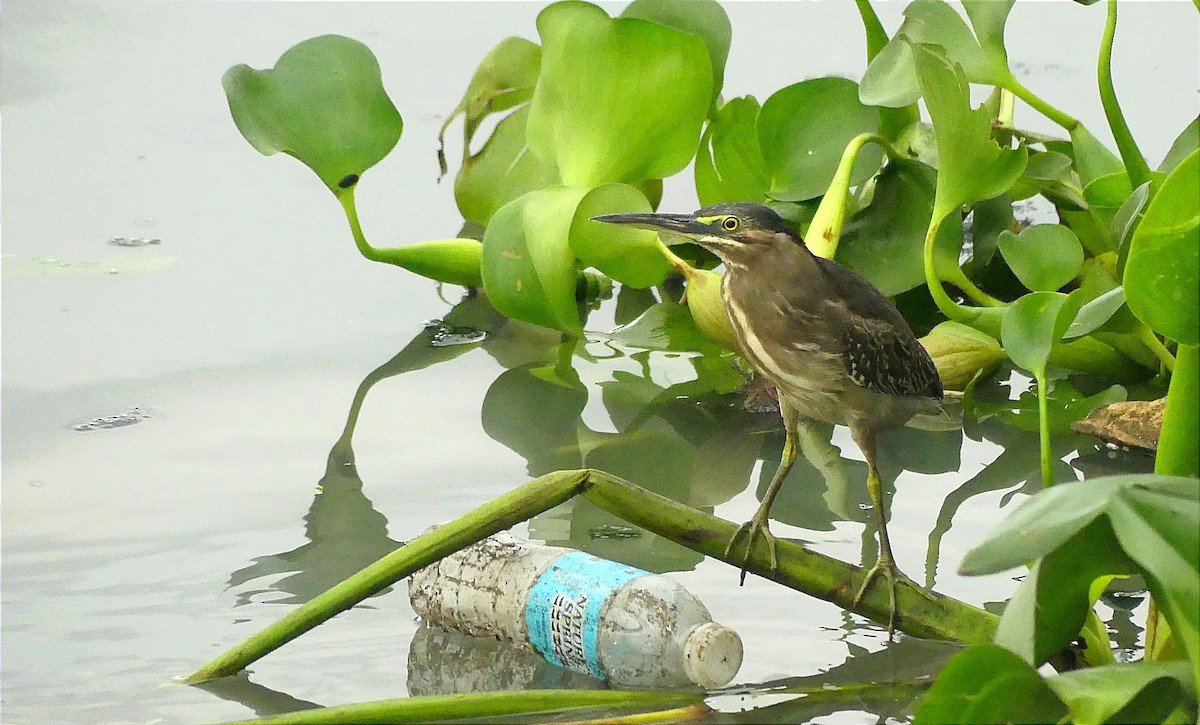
[906,391,964,432]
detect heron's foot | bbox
[724,516,778,586]
[852,555,902,640]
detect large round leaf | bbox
[482,187,589,335]
[620,0,731,107]
[1124,149,1199,345]
[569,184,671,288]
[526,0,712,187]
[222,35,403,194]
[757,77,880,202]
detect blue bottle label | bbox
[524,551,647,679]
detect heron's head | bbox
[592,202,804,270]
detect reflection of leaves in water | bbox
[733,636,961,722]
[227,449,403,605]
[227,293,510,606]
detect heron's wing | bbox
[814,258,943,399]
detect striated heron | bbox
[594,202,944,634]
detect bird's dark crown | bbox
[692,202,791,235]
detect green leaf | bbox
[959,476,1128,575]
[438,36,541,178]
[961,0,1015,74]
[569,183,672,288]
[1064,286,1128,339]
[914,644,1067,724]
[1112,181,1151,274]
[838,158,961,296]
[222,35,403,194]
[695,96,770,205]
[1124,150,1200,345]
[1107,479,1200,682]
[910,42,1027,223]
[1069,124,1125,188]
[1047,661,1194,725]
[481,187,589,335]
[1000,290,1085,378]
[997,224,1084,292]
[619,0,730,107]
[993,518,1135,665]
[454,105,559,226]
[526,0,712,187]
[757,77,880,202]
[1159,115,1199,174]
[860,40,920,108]
[860,0,1016,108]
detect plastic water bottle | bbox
[408,531,743,689]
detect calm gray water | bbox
[2,2,1195,723]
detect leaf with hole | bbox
[222,35,403,194]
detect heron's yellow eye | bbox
[722,217,740,232]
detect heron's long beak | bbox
[590,212,707,240]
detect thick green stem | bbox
[338,189,383,262]
[1136,325,1176,372]
[1036,370,1053,487]
[808,133,898,259]
[1098,0,1153,189]
[582,470,998,644]
[1004,75,1078,132]
[184,470,591,684]
[1155,344,1199,477]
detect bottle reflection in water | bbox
[406,623,604,696]
[408,532,742,689]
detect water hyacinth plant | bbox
[214,0,1198,721]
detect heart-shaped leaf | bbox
[222,35,403,194]
[757,77,880,202]
[997,224,1084,292]
[526,0,712,187]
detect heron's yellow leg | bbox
[725,418,800,585]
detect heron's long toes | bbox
[724,519,778,586]
[853,556,901,641]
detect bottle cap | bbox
[681,621,743,688]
